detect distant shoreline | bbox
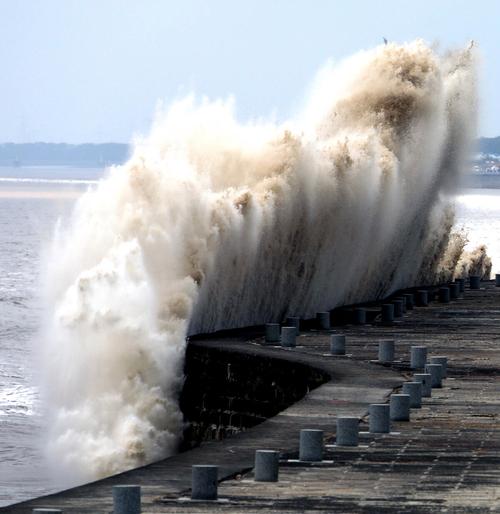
[0,137,499,169]
[0,142,129,167]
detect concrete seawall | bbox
[4,281,500,512]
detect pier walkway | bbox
[4,282,500,513]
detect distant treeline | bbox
[0,142,130,167]
[0,138,499,167]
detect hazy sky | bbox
[1,0,499,143]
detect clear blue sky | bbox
[1,0,498,143]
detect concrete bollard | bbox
[381,304,394,324]
[316,312,331,330]
[430,356,448,378]
[416,290,428,307]
[425,363,443,388]
[330,334,346,355]
[33,510,62,513]
[438,287,450,303]
[254,450,279,482]
[390,394,410,421]
[414,373,432,398]
[281,327,296,348]
[191,465,218,500]
[456,278,465,293]
[369,404,390,433]
[403,293,414,310]
[299,429,323,462]
[112,485,141,514]
[392,299,404,317]
[286,316,300,335]
[410,345,428,370]
[336,417,359,446]
[449,283,460,300]
[496,274,500,287]
[469,275,481,289]
[402,381,423,408]
[265,323,280,343]
[378,340,395,363]
[354,308,366,325]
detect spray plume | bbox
[42,40,477,483]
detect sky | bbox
[0,0,499,143]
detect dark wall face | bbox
[179,343,329,451]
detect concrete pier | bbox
[6,280,500,513]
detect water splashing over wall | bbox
[41,40,478,484]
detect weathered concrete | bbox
[5,282,500,513]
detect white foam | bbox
[40,40,478,485]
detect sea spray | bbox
[42,40,477,483]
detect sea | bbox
[0,166,498,507]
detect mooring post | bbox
[286,316,300,335]
[369,404,390,433]
[416,290,429,306]
[390,394,410,421]
[392,299,404,317]
[449,282,460,299]
[354,308,366,325]
[330,334,346,355]
[410,345,428,370]
[425,363,443,388]
[316,312,331,330]
[265,323,280,343]
[430,356,448,378]
[281,327,296,348]
[414,373,432,397]
[112,485,141,514]
[456,278,465,293]
[191,465,218,500]
[402,381,423,408]
[469,275,481,289]
[403,293,414,309]
[336,417,359,446]
[439,287,450,303]
[254,450,280,482]
[381,304,394,324]
[378,340,395,363]
[299,429,323,461]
